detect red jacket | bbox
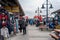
[1,14,8,20]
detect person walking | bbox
[19,17,27,35]
[19,17,23,33]
[49,21,55,30]
[22,18,27,35]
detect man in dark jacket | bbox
[22,19,27,35]
[19,19,23,33]
[19,18,27,35]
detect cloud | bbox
[19,0,60,18]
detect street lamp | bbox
[41,0,53,24]
[49,4,53,8]
[41,4,45,9]
[35,7,42,17]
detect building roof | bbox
[0,0,25,16]
[0,0,18,6]
[51,9,60,14]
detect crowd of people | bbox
[0,7,28,40]
[0,8,60,40]
[28,18,60,31]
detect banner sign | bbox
[4,6,20,12]
[12,6,19,12]
[4,6,11,12]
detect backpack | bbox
[25,21,28,26]
[19,19,24,25]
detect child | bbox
[1,26,9,40]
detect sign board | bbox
[4,6,20,13]
[4,6,11,12]
[12,6,19,12]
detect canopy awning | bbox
[51,9,60,14]
[0,0,25,16]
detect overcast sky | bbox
[19,0,60,18]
